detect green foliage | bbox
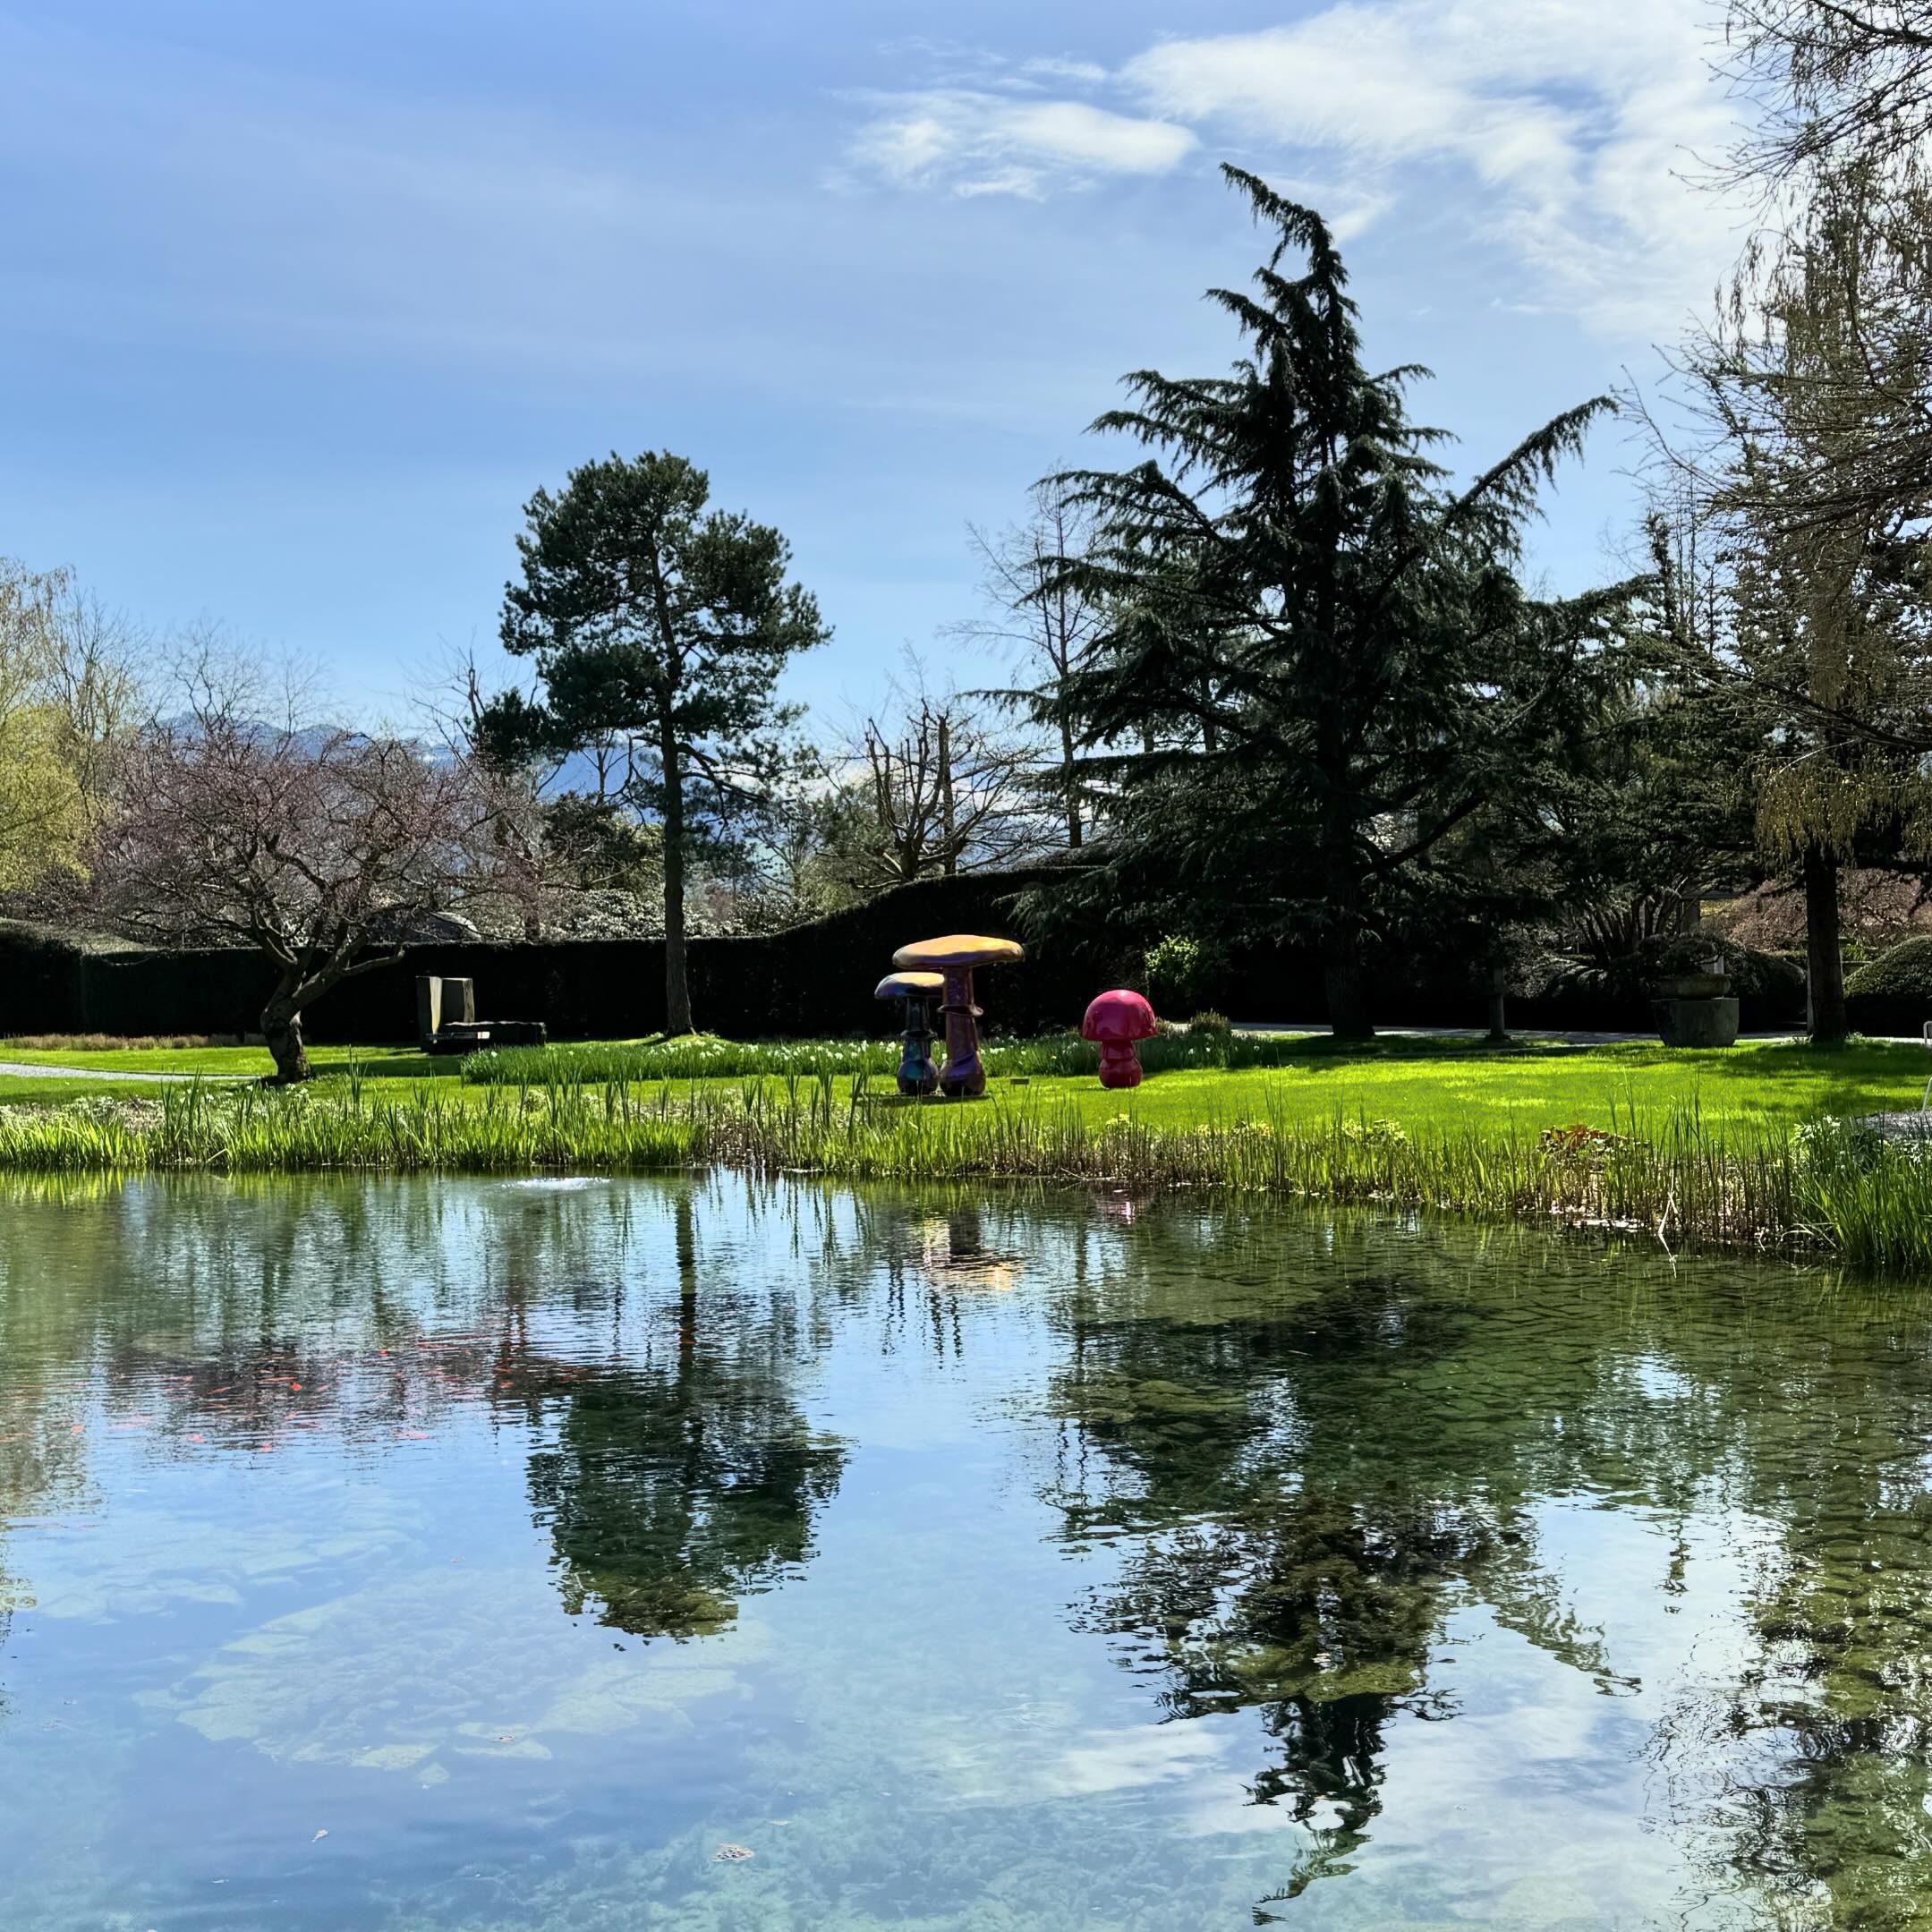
[1541,657,1758,961]
[461,1028,1377,1088]
[1535,938,1806,1017]
[540,794,662,892]
[1034,166,1639,1037]
[464,1034,900,1085]
[1845,936,1932,1033]
[0,563,95,895]
[489,449,830,1030]
[1141,934,1224,1016]
[1793,1118,1932,1272]
[1845,936,1932,1002]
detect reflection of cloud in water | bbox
[32,1511,412,1621]
[145,1569,770,1787]
[933,1714,1233,1806]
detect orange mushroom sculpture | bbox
[890,934,1025,1098]
[1082,989,1158,1089]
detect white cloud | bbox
[1020,56,1111,86]
[845,89,1196,199]
[1120,0,1747,336]
[846,2,1752,336]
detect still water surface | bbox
[1,1177,1928,1929]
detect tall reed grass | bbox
[1785,1118,1932,1272]
[2,1071,1900,1263]
[459,1028,1332,1087]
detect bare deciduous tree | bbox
[91,659,510,1082]
[1725,0,1932,190]
[957,481,1105,848]
[838,677,1043,889]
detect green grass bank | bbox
[4,1034,1932,1270]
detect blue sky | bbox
[1,1,1749,729]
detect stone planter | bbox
[1655,996,1740,1048]
[1655,972,1732,1000]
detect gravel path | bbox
[0,1061,246,1084]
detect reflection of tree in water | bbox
[1044,1209,1932,1924]
[1043,1213,1696,1909]
[0,1175,848,1651]
[524,1192,846,1639]
[22,1175,1932,1917]
[1087,1490,1488,1900]
[1673,1294,1932,1932]
[0,1184,106,1726]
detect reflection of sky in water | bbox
[0,1177,1926,1928]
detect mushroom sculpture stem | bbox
[939,966,985,1099]
[890,935,1026,1101]
[900,994,939,1095]
[874,971,945,1095]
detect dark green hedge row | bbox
[0,878,1813,1043]
[1,873,1111,1043]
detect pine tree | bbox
[1039,166,1638,1036]
[489,453,828,1033]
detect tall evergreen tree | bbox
[1039,166,1638,1036]
[490,452,828,1033]
[1659,164,1932,1040]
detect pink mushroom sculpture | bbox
[1083,989,1158,1089]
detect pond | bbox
[1,1177,1928,1930]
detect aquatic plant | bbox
[11,1071,1932,1268]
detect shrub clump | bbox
[1141,935,1227,1015]
[1531,938,1805,1026]
[1846,938,1932,1035]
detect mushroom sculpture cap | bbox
[875,970,947,1000]
[1082,989,1158,1043]
[891,933,1026,971]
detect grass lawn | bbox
[3,1033,1927,1134]
[1079,1036,1929,1136]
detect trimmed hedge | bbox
[0,881,1809,1043]
[0,881,1495,1043]
[1846,937,1932,1037]
[0,873,1111,1044]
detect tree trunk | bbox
[1323,949,1375,1042]
[938,713,957,877]
[260,979,313,1083]
[1061,713,1082,849]
[1315,718,1372,1040]
[1803,841,1847,1043]
[674,1191,699,1363]
[1486,966,1510,1043]
[660,712,693,1035]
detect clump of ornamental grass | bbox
[1788,1116,1932,1274]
